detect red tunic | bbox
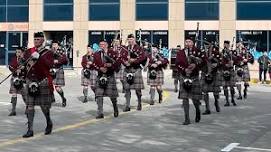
[147,53,169,70]
[118,44,146,68]
[24,47,54,92]
[81,54,96,70]
[53,49,68,68]
[93,49,119,76]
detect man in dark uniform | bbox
[22,32,54,138]
[8,47,27,116]
[147,44,169,105]
[119,34,146,112]
[81,45,97,103]
[93,40,119,119]
[172,45,181,92]
[51,40,68,107]
[175,37,204,125]
[201,45,222,115]
[221,41,237,106]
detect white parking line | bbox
[222,143,271,152]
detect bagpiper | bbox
[175,37,204,125]
[221,40,237,106]
[22,32,55,138]
[201,45,222,115]
[171,45,181,92]
[81,45,97,103]
[93,40,119,119]
[235,43,254,100]
[51,40,68,107]
[112,39,125,93]
[8,47,27,116]
[119,34,146,112]
[147,44,169,105]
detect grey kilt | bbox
[53,68,65,86]
[95,75,119,98]
[123,68,144,90]
[201,72,221,94]
[24,79,54,108]
[147,70,164,86]
[242,65,250,82]
[115,65,124,81]
[222,70,236,87]
[178,75,202,100]
[81,69,97,87]
[9,76,23,94]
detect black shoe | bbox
[96,114,104,119]
[232,100,237,106]
[45,123,53,135]
[224,102,230,107]
[123,106,130,112]
[62,98,67,107]
[159,96,163,104]
[174,88,178,93]
[137,103,142,111]
[150,101,154,105]
[237,96,242,100]
[182,121,191,125]
[8,111,16,116]
[82,97,88,103]
[202,110,211,115]
[214,102,220,112]
[22,130,34,138]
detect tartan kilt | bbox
[123,68,144,90]
[222,70,236,87]
[172,70,179,79]
[242,65,250,82]
[178,75,202,100]
[9,76,23,94]
[95,75,119,98]
[24,79,54,108]
[200,73,221,93]
[53,68,65,86]
[115,65,124,81]
[81,69,97,87]
[147,70,164,86]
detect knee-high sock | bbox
[182,99,190,122]
[56,88,65,100]
[150,88,155,101]
[11,96,17,112]
[230,87,235,100]
[223,86,229,102]
[157,88,163,100]
[83,87,88,98]
[125,89,131,107]
[236,84,242,97]
[26,108,35,131]
[96,97,103,115]
[41,106,52,125]
[203,93,210,111]
[136,90,142,104]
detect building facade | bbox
[0,0,271,69]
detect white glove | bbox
[31,52,40,59]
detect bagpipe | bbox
[222,37,235,81]
[83,55,94,79]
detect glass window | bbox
[185,30,219,48]
[237,31,268,54]
[0,32,6,65]
[237,0,271,20]
[7,0,28,5]
[89,31,119,48]
[136,0,168,20]
[44,1,73,21]
[0,0,6,5]
[89,0,120,21]
[0,6,6,22]
[185,0,219,20]
[135,30,168,48]
[7,6,28,22]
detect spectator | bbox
[258,51,270,83]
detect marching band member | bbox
[147,44,169,105]
[81,45,97,103]
[51,40,68,107]
[176,37,204,125]
[93,41,119,119]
